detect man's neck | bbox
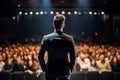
[54,29,63,32]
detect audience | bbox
[25,60,36,74]
[88,59,98,71]
[110,56,120,72]
[3,59,13,72]
[13,57,24,72]
[76,52,90,72]
[96,53,111,73]
[0,41,120,74]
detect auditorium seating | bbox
[0,71,120,80]
[86,71,99,80]
[25,72,37,80]
[37,72,45,80]
[12,72,25,80]
[99,72,113,80]
[0,71,11,80]
[113,72,120,80]
[70,72,85,80]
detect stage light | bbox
[25,12,28,15]
[101,11,104,15]
[50,11,54,14]
[56,12,60,15]
[61,11,65,14]
[36,12,39,15]
[74,11,77,14]
[67,12,71,15]
[19,11,22,15]
[78,12,81,15]
[30,11,33,15]
[94,12,97,15]
[18,4,21,7]
[40,11,44,15]
[89,11,92,15]
[12,16,16,20]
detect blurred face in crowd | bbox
[95,54,99,60]
[99,54,105,62]
[79,52,86,60]
[107,52,111,57]
[2,53,6,59]
[91,53,95,57]
[116,51,119,56]
[16,57,22,65]
[91,59,96,66]
[113,57,118,63]
[27,55,32,61]
[85,53,89,58]
[13,54,17,59]
[28,60,33,67]
[7,59,12,66]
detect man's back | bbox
[44,31,73,60]
[39,31,75,74]
[38,14,76,80]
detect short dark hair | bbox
[53,14,66,29]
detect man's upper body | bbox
[96,60,111,73]
[96,53,111,73]
[13,57,24,72]
[3,59,13,73]
[38,14,76,75]
[76,53,90,72]
[76,57,90,69]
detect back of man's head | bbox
[53,14,66,30]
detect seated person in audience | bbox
[2,53,7,62]
[88,59,98,71]
[110,56,120,72]
[3,59,13,72]
[96,53,111,73]
[95,54,100,62]
[76,52,90,72]
[13,57,24,72]
[25,60,36,75]
[105,51,112,62]
[0,55,5,72]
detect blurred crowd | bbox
[0,43,42,76]
[75,43,120,73]
[0,42,120,75]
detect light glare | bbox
[25,12,28,15]
[19,11,22,15]
[30,11,33,15]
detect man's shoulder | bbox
[43,32,73,40]
[61,33,73,41]
[62,33,73,38]
[43,33,55,39]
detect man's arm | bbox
[38,37,47,72]
[69,37,76,72]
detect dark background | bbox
[0,0,120,44]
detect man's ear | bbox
[62,23,65,28]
